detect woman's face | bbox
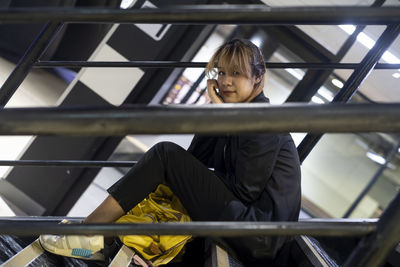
[216,64,258,103]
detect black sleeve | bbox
[230,134,281,203]
[187,135,217,168]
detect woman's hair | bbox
[205,39,266,93]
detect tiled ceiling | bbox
[261,0,400,102]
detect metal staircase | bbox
[0,3,399,267]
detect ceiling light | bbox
[317,86,334,101]
[356,32,375,49]
[120,0,136,9]
[285,68,304,80]
[331,78,344,88]
[393,73,400,79]
[311,96,325,104]
[339,25,356,34]
[366,151,386,165]
[382,51,400,64]
[339,25,375,50]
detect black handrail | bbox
[0,6,400,25]
[0,160,137,167]
[33,61,400,69]
[0,103,400,135]
[0,220,377,237]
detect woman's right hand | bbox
[207,79,224,104]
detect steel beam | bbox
[334,25,400,102]
[0,220,376,237]
[0,6,400,24]
[297,23,400,162]
[33,61,400,69]
[344,192,400,267]
[0,103,399,135]
[285,23,367,103]
[0,22,62,106]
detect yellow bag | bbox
[116,184,192,266]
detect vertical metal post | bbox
[333,0,384,61]
[181,71,206,104]
[297,23,400,163]
[193,87,207,104]
[343,140,400,218]
[343,192,400,267]
[285,18,370,103]
[0,22,62,106]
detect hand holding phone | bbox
[207,79,224,103]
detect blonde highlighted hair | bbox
[205,39,266,94]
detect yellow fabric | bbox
[116,184,192,266]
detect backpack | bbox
[116,184,192,266]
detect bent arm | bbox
[187,135,217,168]
[230,134,280,203]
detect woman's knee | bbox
[148,142,186,162]
[153,141,185,155]
[146,142,189,183]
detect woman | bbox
[40,39,301,265]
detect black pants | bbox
[108,142,238,221]
[108,142,290,265]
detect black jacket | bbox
[188,93,301,262]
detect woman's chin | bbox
[222,96,238,103]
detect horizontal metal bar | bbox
[0,103,400,135]
[1,6,400,25]
[0,216,378,224]
[35,61,207,68]
[33,61,400,69]
[0,216,84,222]
[0,220,376,237]
[0,159,137,167]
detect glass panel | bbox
[301,133,382,218]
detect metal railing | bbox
[0,5,399,267]
[0,103,400,135]
[1,6,400,24]
[0,218,377,237]
[33,61,400,69]
[0,159,137,167]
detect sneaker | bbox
[39,232,104,261]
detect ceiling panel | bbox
[259,0,400,102]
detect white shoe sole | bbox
[39,236,105,261]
